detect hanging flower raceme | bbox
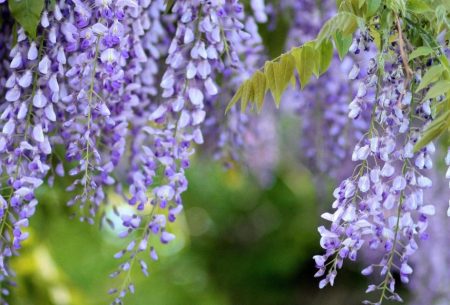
[60,0,145,223]
[108,0,259,302]
[314,32,437,303]
[0,4,65,294]
[126,0,172,211]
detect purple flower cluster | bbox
[0,9,60,291]
[0,1,448,304]
[60,0,147,223]
[107,1,267,302]
[314,33,438,303]
[0,0,268,301]
[0,0,252,299]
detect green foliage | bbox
[333,32,353,60]
[316,40,334,75]
[266,54,296,107]
[226,8,366,112]
[8,0,45,40]
[367,0,382,16]
[407,9,450,150]
[228,0,450,151]
[406,0,433,14]
[408,46,434,60]
[316,12,360,46]
[291,45,313,89]
[416,65,446,92]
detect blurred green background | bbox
[7,152,411,305]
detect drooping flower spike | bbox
[314,31,438,304]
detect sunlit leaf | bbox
[241,79,254,112]
[409,46,434,60]
[269,54,296,106]
[318,40,334,75]
[292,46,314,89]
[406,0,433,13]
[367,0,381,16]
[333,32,353,60]
[316,12,359,46]
[226,86,243,113]
[252,71,267,112]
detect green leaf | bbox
[316,12,359,46]
[310,39,333,77]
[318,40,333,75]
[414,110,449,152]
[431,98,447,118]
[8,0,45,39]
[416,65,445,92]
[338,0,365,17]
[422,80,450,102]
[240,80,254,112]
[409,46,433,61]
[266,54,295,107]
[333,32,353,60]
[435,5,449,29]
[226,86,243,114]
[385,0,406,15]
[292,46,314,89]
[264,61,277,105]
[309,42,321,77]
[367,0,381,16]
[252,71,267,112]
[290,74,297,89]
[406,0,433,14]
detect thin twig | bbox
[395,15,413,86]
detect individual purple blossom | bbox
[250,0,267,23]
